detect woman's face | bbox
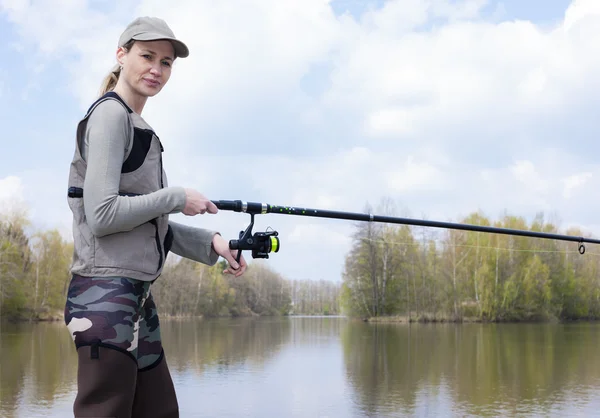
[118,40,175,98]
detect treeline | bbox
[151,257,342,318]
[0,210,73,320]
[0,209,341,320]
[6,196,600,323]
[341,199,600,322]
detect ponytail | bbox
[98,40,135,97]
[99,64,121,96]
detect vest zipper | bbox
[119,188,163,274]
[150,218,163,273]
[124,133,166,274]
[156,135,165,272]
[157,136,164,188]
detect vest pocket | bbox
[93,221,161,275]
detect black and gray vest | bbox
[67,92,173,282]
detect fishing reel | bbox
[228,213,280,264]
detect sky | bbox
[2,0,599,283]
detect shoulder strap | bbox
[69,93,135,199]
[76,91,135,167]
[85,91,133,116]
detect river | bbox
[2,316,600,417]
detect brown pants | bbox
[73,345,179,418]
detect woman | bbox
[64,16,246,417]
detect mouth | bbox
[143,78,160,88]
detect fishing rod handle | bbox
[212,200,242,211]
[212,200,269,214]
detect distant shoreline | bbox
[363,314,600,324]
[4,312,600,325]
[0,311,348,324]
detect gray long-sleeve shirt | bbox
[80,98,219,266]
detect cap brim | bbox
[131,32,189,58]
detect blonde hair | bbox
[99,40,135,96]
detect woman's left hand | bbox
[211,233,247,277]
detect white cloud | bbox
[510,160,549,195]
[564,0,600,32]
[0,175,23,201]
[386,156,446,193]
[4,0,600,281]
[0,175,26,217]
[562,172,593,199]
[365,107,423,138]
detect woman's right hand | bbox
[182,189,218,216]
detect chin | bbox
[137,86,162,97]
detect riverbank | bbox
[1,309,63,323]
[363,313,576,324]
[2,310,341,323]
[365,315,478,323]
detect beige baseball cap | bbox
[118,16,189,58]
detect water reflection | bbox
[0,321,77,417]
[0,316,347,417]
[3,318,600,417]
[341,322,600,417]
[161,317,292,373]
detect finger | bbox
[223,254,240,270]
[234,262,246,277]
[230,265,244,277]
[237,256,247,271]
[229,251,242,270]
[223,266,242,276]
[207,201,218,214]
[222,256,244,275]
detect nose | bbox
[150,64,161,76]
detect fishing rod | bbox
[212,199,600,264]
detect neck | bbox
[112,83,146,114]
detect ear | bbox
[116,46,127,67]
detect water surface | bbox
[2,317,600,417]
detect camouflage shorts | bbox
[64,274,163,370]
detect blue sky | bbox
[1,0,598,282]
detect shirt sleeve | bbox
[81,99,187,237]
[169,221,221,266]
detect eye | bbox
[162,60,172,67]
[142,54,152,60]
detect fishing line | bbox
[354,236,600,256]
